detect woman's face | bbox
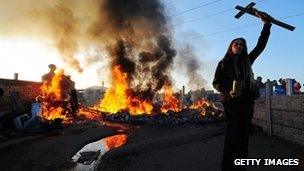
[231,39,244,55]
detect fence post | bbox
[265,81,273,136]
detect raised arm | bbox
[248,23,271,64]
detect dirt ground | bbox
[99,123,304,171]
[0,121,303,171]
[0,121,130,170]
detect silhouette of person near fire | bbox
[40,64,78,118]
[41,64,75,100]
[42,64,56,86]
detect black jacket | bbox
[213,23,271,101]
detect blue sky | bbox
[166,0,304,90]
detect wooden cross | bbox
[235,2,295,31]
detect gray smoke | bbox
[178,45,207,90]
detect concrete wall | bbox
[253,95,304,146]
[0,78,42,109]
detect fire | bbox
[161,84,181,113]
[98,65,153,115]
[38,65,220,123]
[98,65,128,114]
[105,134,127,150]
[41,69,65,101]
[78,106,102,121]
[41,106,68,121]
[189,99,216,116]
[128,97,153,115]
[40,69,73,123]
[97,65,186,115]
[190,99,211,109]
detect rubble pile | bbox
[103,108,223,125]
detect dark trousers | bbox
[221,99,254,171]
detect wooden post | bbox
[265,81,273,136]
[70,89,79,116]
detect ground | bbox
[99,123,304,171]
[0,121,303,171]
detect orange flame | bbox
[189,99,214,116]
[105,134,127,150]
[40,69,71,123]
[41,69,65,101]
[78,107,102,120]
[97,65,219,116]
[98,65,153,115]
[98,65,128,113]
[41,106,68,121]
[161,84,181,113]
[190,99,211,109]
[127,97,153,115]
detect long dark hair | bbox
[222,37,255,88]
[224,37,248,61]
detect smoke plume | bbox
[89,0,177,100]
[0,0,207,94]
[178,45,207,90]
[0,0,103,72]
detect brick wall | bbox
[253,95,304,146]
[0,78,42,109]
